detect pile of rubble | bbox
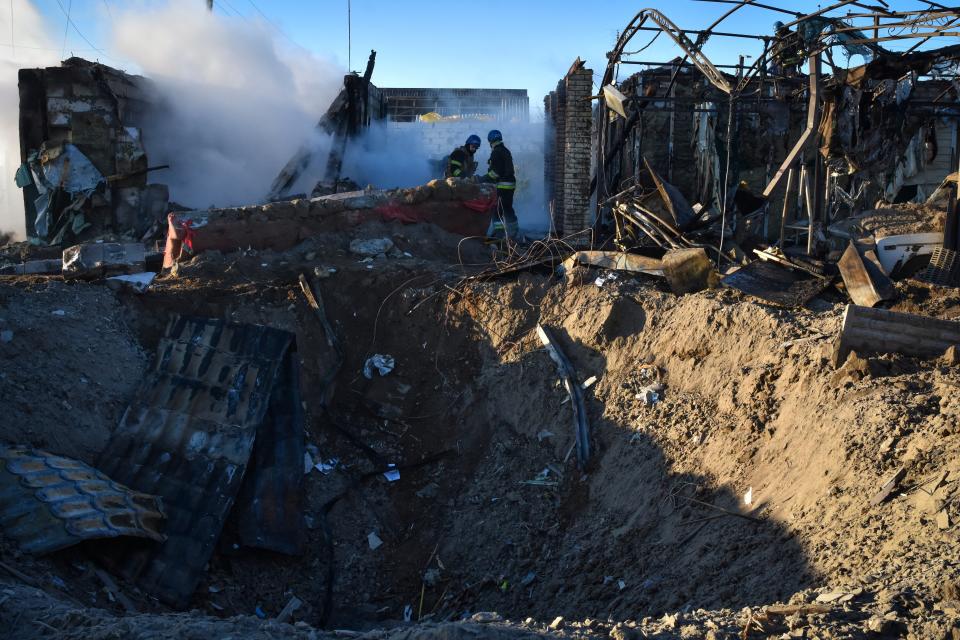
[2,2,960,639]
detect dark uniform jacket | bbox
[445,146,477,178]
[486,141,516,188]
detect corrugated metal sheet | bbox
[97,316,293,608]
[233,357,305,555]
[721,261,833,307]
[0,446,165,555]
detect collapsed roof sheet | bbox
[232,357,306,556]
[0,445,165,555]
[97,316,294,608]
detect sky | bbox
[10,0,951,117]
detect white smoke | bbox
[0,1,60,240]
[341,119,548,233]
[110,0,343,209]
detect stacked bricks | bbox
[562,66,593,241]
[544,61,593,242]
[544,87,565,233]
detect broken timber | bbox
[834,305,960,364]
[837,241,894,308]
[562,250,663,276]
[869,467,907,507]
[537,324,590,469]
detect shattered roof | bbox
[97,316,294,608]
[0,445,165,555]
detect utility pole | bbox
[206,0,213,11]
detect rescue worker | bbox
[480,129,518,240]
[445,134,481,179]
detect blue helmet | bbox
[465,134,481,147]
[487,129,503,143]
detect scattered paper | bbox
[383,463,400,482]
[368,531,383,550]
[363,354,395,379]
[315,458,339,474]
[744,486,754,506]
[594,272,618,288]
[637,387,660,405]
[403,604,413,622]
[51,309,66,317]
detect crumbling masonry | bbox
[545,60,593,241]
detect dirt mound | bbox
[830,203,945,239]
[1,231,959,639]
[0,279,147,464]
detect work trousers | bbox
[491,188,518,238]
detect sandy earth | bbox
[0,217,959,639]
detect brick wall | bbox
[544,61,593,242]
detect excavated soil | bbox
[1,220,960,639]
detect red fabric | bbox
[374,202,421,224]
[462,194,496,213]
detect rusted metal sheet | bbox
[233,357,305,555]
[97,316,294,608]
[722,260,833,307]
[0,446,165,555]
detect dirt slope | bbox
[0,225,959,639]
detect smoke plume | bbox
[110,1,343,209]
[0,0,60,240]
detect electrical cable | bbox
[716,93,736,268]
[61,0,71,58]
[622,30,661,56]
[246,0,300,48]
[53,0,109,60]
[101,0,113,24]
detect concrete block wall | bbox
[544,62,593,242]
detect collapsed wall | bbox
[16,58,169,243]
[163,179,497,265]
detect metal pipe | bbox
[779,167,795,247]
[619,59,764,69]
[668,61,677,182]
[781,0,864,30]
[628,25,768,40]
[762,53,821,200]
[803,169,815,255]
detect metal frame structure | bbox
[594,1,960,258]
